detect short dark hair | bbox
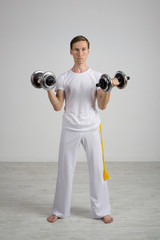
[70,35,90,49]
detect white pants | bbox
[52,125,111,219]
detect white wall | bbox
[0,0,160,162]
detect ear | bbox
[70,49,73,55]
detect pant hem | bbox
[92,212,111,219]
[52,212,70,219]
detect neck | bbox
[71,63,89,73]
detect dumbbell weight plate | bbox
[99,74,112,92]
[31,70,44,88]
[40,71,56,90]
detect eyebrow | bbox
[74,47,87,50]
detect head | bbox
[70,35,90,64]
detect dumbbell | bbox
[31,70,56,90]
[96,71,130,92]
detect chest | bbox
[65,75,96,96]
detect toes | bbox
[47,215,58,223]
[51,219,57,223]
[47,218,53,222]
[103,216,113,224]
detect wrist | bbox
[47,89,53,94]
[105,91,111,96]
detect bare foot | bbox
[47,214,59,223]
[102,215,113,224]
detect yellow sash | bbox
[99,124,110,181]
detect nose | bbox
[78,50,83,56]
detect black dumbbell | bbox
[31,70,56,90]
[96,71,130,92]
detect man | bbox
[47,36,119,224]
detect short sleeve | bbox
[94,71,102,90]
[55,73,65,92]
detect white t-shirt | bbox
[55,68,102,131]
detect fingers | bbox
[112,78,119,87]
[37,77,41,84]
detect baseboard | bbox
[0,155,160,162]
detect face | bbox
[70,41,90,64]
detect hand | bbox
[37,77,41,84]
[112,78,120,87]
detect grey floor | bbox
[0,162,160,240]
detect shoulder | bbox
[56,70,69,84]
[89,68,102,79]
[57,69,72,79]
[57,71,66,80]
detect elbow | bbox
[54,107,61,111]
[53,105,62,111]
[99,107,106,110]
[52,102,63,111]
[98,104,107,110]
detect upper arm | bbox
[56,89,65,109]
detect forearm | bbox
[47,90,62,111]
[99,92,111,110]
